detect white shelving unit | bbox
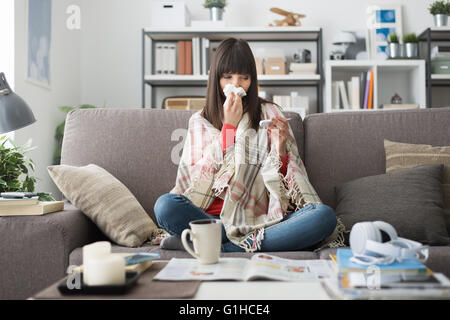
[324,60,426,113]
[142,27,324,111]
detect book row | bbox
[331,70,374,110]
[154,38,216,76]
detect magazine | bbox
[153,254,335,281]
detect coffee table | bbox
[30,261,332,300]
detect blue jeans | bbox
[154,193,337,252]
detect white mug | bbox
[181,219,222,264]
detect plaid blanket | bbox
[171,103,343,252]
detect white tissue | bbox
[223,84,247,98]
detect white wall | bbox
[14,0,82,199]
[80,0,440,109]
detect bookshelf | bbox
[418,27,450,108]
[324,60,426,113]
[142,27,324,112]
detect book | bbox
[382,104,420,110]
[201,38,210,75]
[192,37,200,75]
[0,201,64,216]
[363,70,371,109]
[351,76,360,110]
[155,43,163,74]
[154,254,336,281]
[185,40,192,75]
[168,43,176,75]
[336,248,427,274]
[177,41,186,75]
[0,196,39,206]
[359,71,367,109]
[367,69,374,109]
[332,81,340,109]
[338,81,350,108]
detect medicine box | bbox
[151,1,191,28]
[265,57,286,75]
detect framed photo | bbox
[26,0,52,89]
[367,4,403,60]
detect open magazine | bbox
[153,254,335,281]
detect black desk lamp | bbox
[0,72,36,134]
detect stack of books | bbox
[322,248,450,299]
[0,196,64,216]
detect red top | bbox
[206,123,288,215]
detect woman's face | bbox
[219,73,251,93]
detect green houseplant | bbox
[403,33,419,58]
[0,136,54,201]
[203,0,227,21]
[428,0,450,26]
[388,33,401,59]
[53,104,98,165]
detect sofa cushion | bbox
[384,139,450,235]
[335,164,450,245]
[303,107,450,209]
[48,164,160,247]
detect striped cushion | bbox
[384,139,450,234]
[48,164,159,247]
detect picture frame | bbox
[26,0,52,89]
[367,4,403,60]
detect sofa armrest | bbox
[0,203,106,299]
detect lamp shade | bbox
[332,31,357,45]
[0,72,36,134]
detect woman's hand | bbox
[268,116,290,156]
[223,92,243,128]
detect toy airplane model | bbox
[269,7,306,27]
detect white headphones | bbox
[349,221,429,266]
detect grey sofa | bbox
[1,107,450,300]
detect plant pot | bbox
[405,42,418,58]
[389,43,401,58]
[210,7,223,21]
[433,14,448,27]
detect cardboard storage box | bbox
[151,1,191,27]
[265,57,286,75]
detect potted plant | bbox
[203,0,227,21]
[388,33,401,59]
[0,136,54,201]
[428,0,450,27]
[53,104,98,164]
[403,33,419,58]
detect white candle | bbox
[82,241,125,286]
[83,254,125,286]
[82,241,111,263]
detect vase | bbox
[210,7,223,21]
[405,43,418,58]
[433,14,448,27]
[388,43,401,59]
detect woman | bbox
[154,38,340,252]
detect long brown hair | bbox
[201,38,267,131]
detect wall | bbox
[80,0,442,109]
[14,0,82,199]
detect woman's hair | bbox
[201,38,269,131]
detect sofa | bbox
[1,106,450,300]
